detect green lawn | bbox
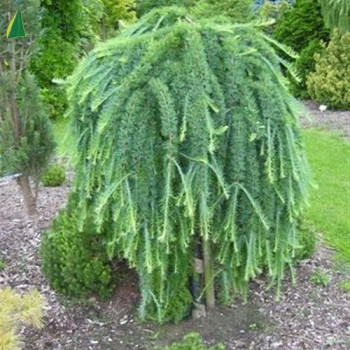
[52,118,74,159]
[304,129,350,263]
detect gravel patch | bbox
[302,100,350,139]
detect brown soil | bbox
[0,103,349,350]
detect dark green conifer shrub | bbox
[307,31,350,109]
[41,204,112,299]
[153,333,225,350]
[41,164,66,187]
[273,0,329,96]
[289,39,325,98]
[42,7,310,323]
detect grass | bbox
[310,268,332,287]
[51,118,74,159]
[303,129,350,263]
[0,259,6,271]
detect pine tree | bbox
[273,0,329,96]
[0,0,54,216]
[43,7,310,322]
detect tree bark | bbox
[17,176,38,217]
[203,239,215,310]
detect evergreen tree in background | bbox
[136,0,195,17]
[136,0,253,22]
[94,0,137,41]
[0,0,54,216]
[42,7,310,322]
[193,0,253,21]
[273,0,329,96]
[29,0,85,120]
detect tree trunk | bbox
[17,176,38,217]
[203,239,215,310]
[192,237,206,319]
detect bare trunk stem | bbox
[17,176,38,217]
[203,239,215,310]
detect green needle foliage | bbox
[43,7,310,323]
[319,0,350,34]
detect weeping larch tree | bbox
[42,7,310,323]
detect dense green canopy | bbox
[44,7,310,322]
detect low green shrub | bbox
[41,164,66,187]
[154,333,225,350]
[310,268,331,287]
[41,206,112,299]
[307,31,350,109]
[339,280,350,293]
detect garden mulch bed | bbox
[0,103,349,350]
[302,100,350,140]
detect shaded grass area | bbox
[52,118,74,160]
[304,129,350,263]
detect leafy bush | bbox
[273,0,329,96]
[154,333,225,350]
[41,206,112,299]
[307,30,350,109]
[0,288,43,350]
[41,165,66,187]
